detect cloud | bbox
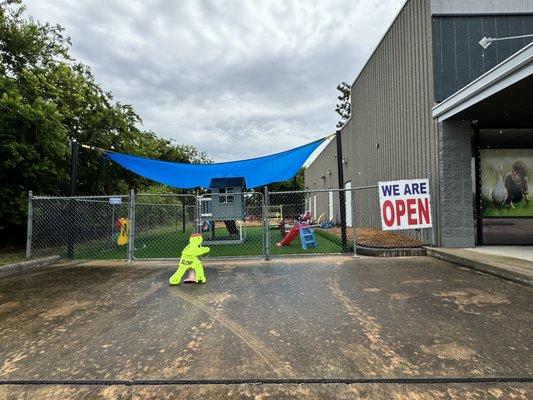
[24,0,404,161]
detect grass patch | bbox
[314,229,354,252]
[271,227,342,255]
[482,198,533,217]
[0,249,26,266]
[53,225,342,260]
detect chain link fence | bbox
[29,194,131,260]
[267,189,356,256]
[133,193,196,259]
[26,187,434,261]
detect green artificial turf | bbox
[270,227,342,256]
[62,225,342,260]
[481,198,533,217]
[0,249,26,266]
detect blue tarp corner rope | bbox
[104,138,326,189]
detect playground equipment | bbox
[277,222,317,250]
[116,218,128,246]
[277,223,300,246]
[169,233,210,285]
[267,204,283,225]
[200,177,247,245]
[299,223,317,250]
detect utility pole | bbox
[335,129,348,252]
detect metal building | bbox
[305,0,533,247]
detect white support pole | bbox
[263,186,271,261]
[195,190,201,234]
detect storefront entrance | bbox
[433,44,533,247]
[475,129,533,245]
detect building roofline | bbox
[305,117,352,169]
[350,0,409,89]
[349,0,533,91]
[431,42,533,122]
[432,12,533,17]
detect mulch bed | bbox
[326,227,424,249]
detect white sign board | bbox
[378,179,432,230]
[109,197,122,205]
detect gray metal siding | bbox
[305,0,440,242]
[304,137,338,192]
[432,14,533,101]
[431,0,533,15]
[347,0,439,239]
[304,137,340,221]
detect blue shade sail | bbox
[105,138,325,189]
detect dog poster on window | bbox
[480,149,532,217]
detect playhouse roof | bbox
[209,177,246,189]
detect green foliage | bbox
[0,0,209,245]
[267,167,306,191]
[335,81,350,129]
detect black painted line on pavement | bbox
[1,377,532,386]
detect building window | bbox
[219,188,234,203]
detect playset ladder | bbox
[299,225,317,250]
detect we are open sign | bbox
[378,179,432,230]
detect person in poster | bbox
[505,160,529,208]
[481,149,533,217]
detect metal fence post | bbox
[181,199,186,232]
[66,198,76,260]
[336,130,348,252]
[195,190,201,234]
[66,140,79,260]
[428,174,437,247]
[127,189,136,262]
[263,186,271,261]
[25,191,33,259]
[352,188,358,258]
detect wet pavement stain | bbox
[433,288,510,314]
[327,264,419,376]
[170,288,296,377]
[0,255,531,398]
[420,342,477,361]
[0,383,531,399]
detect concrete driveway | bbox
[0,256,531,399]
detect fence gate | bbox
[133,193,197,259]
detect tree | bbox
[267,167,305,192]
[0,0,210,246]
[335,81,351,129]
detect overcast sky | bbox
[25,0,404,162]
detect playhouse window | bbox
[219,188,234,203]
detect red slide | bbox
[277,223,300,247]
